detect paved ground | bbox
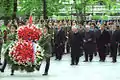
[1,54,120,80]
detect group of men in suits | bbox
[48,20,120,65]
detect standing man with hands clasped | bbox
[83,25,96,62]
[70,24,83,65]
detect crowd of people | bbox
[0,19,120,76]
[43,20,120,64]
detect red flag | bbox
[29,16,33,24]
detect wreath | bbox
[7,40,44,72]
[6,22,45,72]
[17,24,42,41]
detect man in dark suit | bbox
[54,22,66,60]
[91,22,98,56]
[111,26,120,63]
[83,25,96,62]
[70,26,83,65]
[97,24,110,62]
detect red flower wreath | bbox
[17,24,42,41]
[9,40,35,65]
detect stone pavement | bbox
[1,54,120,80]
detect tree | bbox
[13,0,17,20]
[18,0,43,19]
[46,0,65,16]
[0,0,13,24]
[73,0,100,23]
[18,0,64,19]
[0,0,18,24]
[43,0,47,19]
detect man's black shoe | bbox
[55,59,58,60]
[99,60,102,62]
[36,65,40,71]
[75,63,78,65]
[83,60,88,62]
[89,60,92,62]
[112,61,117,63]
[42,73,48,76]
[0,69,4,72]
[0,63,2,65]
[10,73,14,76]
[70,63,74,65]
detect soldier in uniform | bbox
[48,22,55,56]
[0,24,17,75]
[0,30,3,65]
[63,20,68,36]
[66,20,72,53]
[63,20,68,54]
[38,26,52,76]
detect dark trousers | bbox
[66,42,70,53]
[71,55,80,65]
[55,45,63,60]
[1,58,7,71]
[1,55,14,74]
[98,46,106,61]
[84,52,93,61]
[105,45,111,55]
[44,57,50,73]
[52,46,55,57]
[111,44,117,62]
[118,43,120,55]
[62,43,65,54]
[93,44,97,56]
[0,43,2,63]
[51,39,55,57]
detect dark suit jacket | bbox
[84,30,96,53]
[54,29,66,46]
[70,32,83,57]
[97,30,110,48]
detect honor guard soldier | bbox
[0,25,17,75]
[38,26,52,76]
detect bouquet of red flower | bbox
[8,39,44,72]
[17,24,42,41]
[9,40,35,66]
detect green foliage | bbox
[0,0,120,19]
[47,0,61,16]
[18,0,43,17]
[17,0,65,17]
[92,15,108,20]
[92,15,101,20]
[0,0,14,18]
